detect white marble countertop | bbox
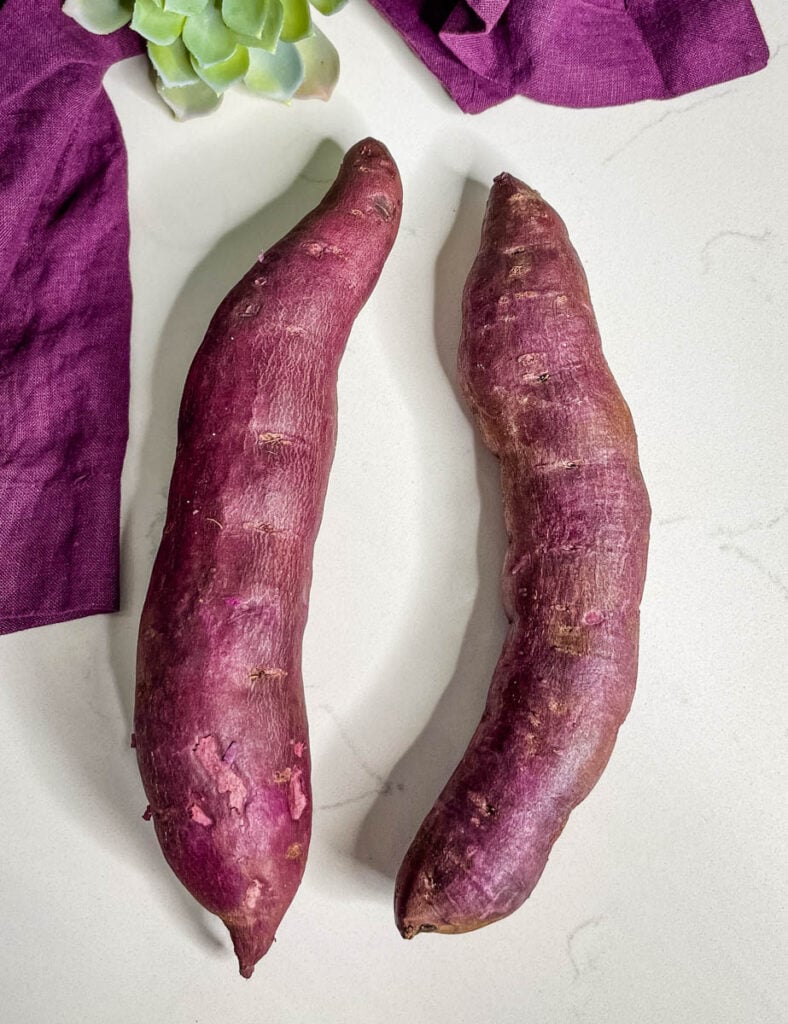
[1,2,786,1021]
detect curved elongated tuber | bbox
[135,138,402,977]
[395,173,650,939]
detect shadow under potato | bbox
[353,178,510,882]
[104,138,345,953]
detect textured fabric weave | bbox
[0,0,142,634]
[367,0,770,112]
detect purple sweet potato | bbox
[134,139,402,977]
[395,173,650,938]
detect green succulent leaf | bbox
[147,37,201,87]
[62,0,134,34]
[279,0,311,43]
[163,0,210,13]
[131,0,185,44]
[156,76,223,118]
[244,41,304,101]
[308,0,347,16]
[221,0,265,37]
[191,45,251,92]
[235,0,283,52]
[182,3,237,65]
[294,25,338,100]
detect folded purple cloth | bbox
[367,0,769,112]
[0,0,143,634]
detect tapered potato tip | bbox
[395,868,436,938]
[486,173,549,219]
[397,918,445,939]
[226,919,275,980]
[491,171,541,197]
[481,173,563,251]
[396,887,492,939]
[348,136,395,162]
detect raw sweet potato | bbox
[134,139,402,977]
[395,173,650,937]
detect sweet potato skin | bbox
[134,139,402,976]
[395,173,650,937]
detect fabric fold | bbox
[369,0,770,113]
[439,0,513,84]
[0,0,143,634]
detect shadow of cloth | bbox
[353,177,510,881]
[104,137,345,951]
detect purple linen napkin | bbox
[0,0,143,634]
[367,0,770,113]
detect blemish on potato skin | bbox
[372,195,393,221]
[467,791,497,817]
[189,803,214,827]
[256,432,293,454]
[286,843,303,860]
[242,521,277,534]
[303,241,346,259]
[244,879,264,910]
[287,768,308,820]
[548,623,590,656]
[193,736,248,814]
[249,667,288,684]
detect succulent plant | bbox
[63,0,346,118]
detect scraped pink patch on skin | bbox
[584,610,604,625]
[222,741,237,764]
[244,879,264,910]
[194,735,248,813]
[293,741,305,758]
[288,768,308,820]
[189,803,214,827]
[225,597,241,608]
